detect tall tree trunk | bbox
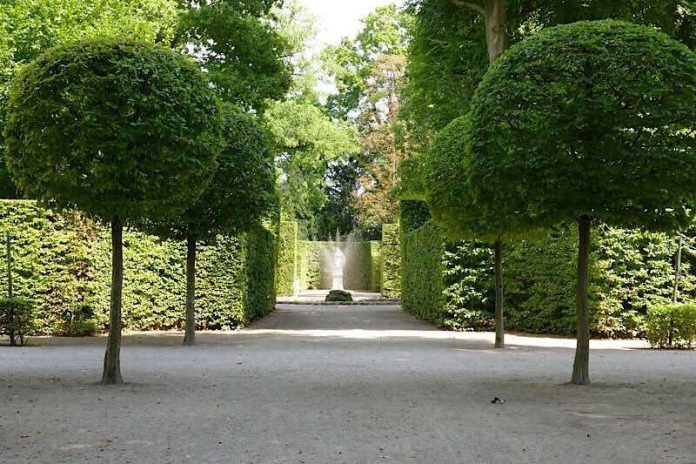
[485,0,508,64]
[571,217,591,385]
[102,215,124,385]
[6,232,15,346]
[183,233,196,346]
[494,239,504,348]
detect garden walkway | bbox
[1,303,695,463]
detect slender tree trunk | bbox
[183,233,196,346]
[571,217,591,385]
[102,215,124,385]
[485,0,508,64]
[6,232,15,346]
[494,239,504,348]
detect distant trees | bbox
[465,20,696,384]
[322,5,412,238]
[145,106,276,346]
[4,39,223,383]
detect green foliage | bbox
[442,240,494,331]
[325,290,353,302]
[0,0,180,198]
[177,0,292,111]
[5,39,223,223]
[298,241,328,290]
[276,221,298,296]
[404,0,696,141]
[646,303,696,348]
[468,20,696,233]
[0,296,34,345]
[369,241,382,293]
[400,220,444,321]
[266,99,358,226]
[145,104,276,242]
[322,4,412,119]
[381,223,402,299]
[242,224,277,321]
[402,0,487,141]
[400,218,696,336]
[503,227,594,335]
[399,200,431,233]
[0,200,275,333]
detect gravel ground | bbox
[1,303,695,464]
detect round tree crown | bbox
[468,20,696,233]
[4,38,223,222]
[146,104,277,241]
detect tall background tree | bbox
[176,0,292,111]
[322,5,412,239]
[265,1,360,239]
[4,39,223,383]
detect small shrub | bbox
[325,290,353,302]
[646,303,696,349]
[60,303,99,337]
[0,297,35,346]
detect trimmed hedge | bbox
[399,201,696,337]
[0,200,276,334]
[298,241,330,290]
[369,241,381,293]
[646,303,696,348]
[381,223,401,298]
[401,219,444,321]
[276,221,298,296]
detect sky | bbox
[299,0,404,49]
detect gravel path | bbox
[1,303,695,463]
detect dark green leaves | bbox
[467,20,696,233]
[4,38,224,223]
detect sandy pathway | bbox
[1,304,695,463]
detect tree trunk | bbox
[183,233,196,347]
[6,232,15,346]
[571,217,591,385]
[485,0,508,64]
[102,215,124,385]
[494,239,504,348]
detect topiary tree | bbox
[424,116,535,348]
[144,104,276,346]
[4,39,223,384]
[466,20,696,384]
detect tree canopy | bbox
[0,0,181,197]
[149,104,276,242]
[467,19,696,233]
[177,0,292,111]
[4,39,223,223]
[402,0,696,146]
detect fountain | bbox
[331,245,346,290]
[323,230,353,302]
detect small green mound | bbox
[325,290,353,302]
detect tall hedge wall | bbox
[381,224,401,298]
[401,220,444,320]
[398,201,695,337]
[276,221,298,296]
[0,200,276,334]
